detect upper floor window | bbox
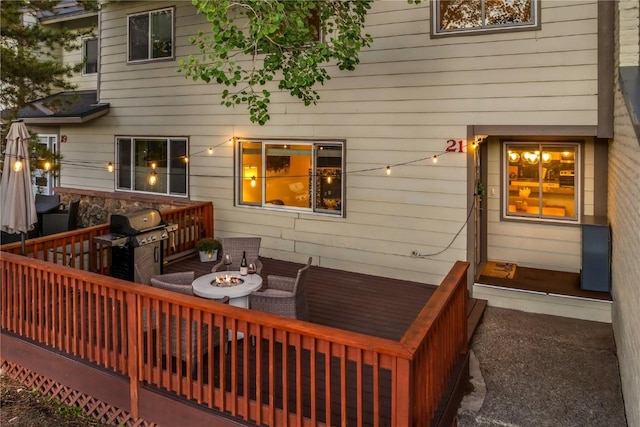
[116,137,188,196]
[237,139,344,216]
[128,8,174,62]
[433,0,538,36]
[83,38,98,74]
[504,142,579,222]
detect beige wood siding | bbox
[611,1,640,426]
[60,0,599,284]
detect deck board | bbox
[166,255,485,342]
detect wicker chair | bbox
[212,237,263,274]
[249,257,312,320]
[149,271,229,371]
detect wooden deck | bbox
[166,255,487,343]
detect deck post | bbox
[394,357,412,426]
[126,293,140,418]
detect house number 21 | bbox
[446,139,464,153]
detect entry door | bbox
[33,134,58,195]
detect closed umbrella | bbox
[1,120,37,254]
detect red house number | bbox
[446,139,464,153]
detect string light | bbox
[13,157,23,172]
[148,171,157,186]
[30,135,479,181]
[43,161,51,171]
[326,175,332,184]
[250,176,257,187]
[150,161,157,170]
[432,155,438,164]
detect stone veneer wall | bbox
[53,187,201,228]
[610,1,640,426]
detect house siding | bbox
[611,1,640,426]
[59,0,599,283]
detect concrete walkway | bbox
[458,307,627,426]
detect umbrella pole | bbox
[21,232,26,255]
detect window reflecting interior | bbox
[506,143,577,220]
[117,137,188,196]
[239,140,343,215]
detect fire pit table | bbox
[192,270,262,308]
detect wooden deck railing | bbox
[0,202,214,273]
[1,213,467,426]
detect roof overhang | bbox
[5,90,110,125]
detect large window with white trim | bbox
[238,139,344,216]
[504,142,579,222]
[116,137,188,196]
[433,0,538,35]
[127,8,174,62]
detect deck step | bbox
[472,283,611,323]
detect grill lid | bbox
[110,208,164,235]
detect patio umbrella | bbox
[0,120,37,254]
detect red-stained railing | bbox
[0,202,214,274]
[1,222,467,426]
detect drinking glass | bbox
[248,263,256,277]
[224,254,232,271]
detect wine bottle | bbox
[240,251,248,276]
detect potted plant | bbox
[195,238,222,262]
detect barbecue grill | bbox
[95,208,178,284]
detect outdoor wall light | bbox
[107,162,114,173]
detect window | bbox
[116,137,188,196]
[128,8,173,62]
[238,139,344,216]
[433,0,538,35]
[504,142,579,222]
[83,38,98,74]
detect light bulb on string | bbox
[432,155,438,164]
[183,156,189,163]
[148,171,157,186]
[386,166,391,176]
[250,176,257,188]
[13,157,23,172]
[208,147,214,155]
[150,161,157,170]
[43,161,52,171]
[107,162,114,173]
[326,175,332,184]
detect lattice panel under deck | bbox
[1,361,157,427]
